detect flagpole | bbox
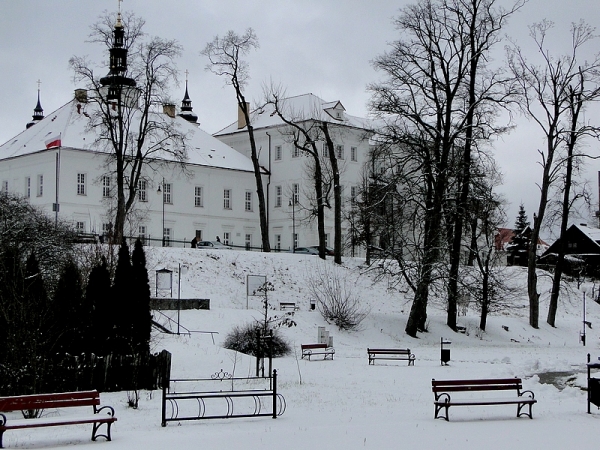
[54,138,61,227]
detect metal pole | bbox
[583,291,587,346]
[177,262,181,335]
[292,198,296,252]
[162,177,166,247]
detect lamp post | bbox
[177,263,188,335]
[157,178,165,247]
[289,198,296,252]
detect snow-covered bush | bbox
[223,322,291,357]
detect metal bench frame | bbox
[301,343,335,361]
[432,378,536,421]
[367,348,415,366]
[0,390,116,448]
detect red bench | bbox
[367,348,415,366]
[432,378,536,421]
[301,343,335,360]
[0,390,117,448]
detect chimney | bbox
[237,102,250,129]
[163,104,176,118]
[74,89,88,103]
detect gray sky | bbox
[1,0,599,234]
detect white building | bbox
[0,90,263,248]
[215,94,373,254]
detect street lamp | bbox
[157,178,165,247]
[177,263,188,335]
[289,198,296,252]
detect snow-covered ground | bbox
[4,247,600,449]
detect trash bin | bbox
[441,338,451,365]
[441,348,451,364]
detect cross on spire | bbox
[37,79,41,91]
[185,69,189,83]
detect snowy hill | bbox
[4,247,600,449]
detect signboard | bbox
[247,275,267,296]
[156,268,173,297]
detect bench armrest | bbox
[0,413,6,427]
[94,405,116,417]
[519,390,535,400]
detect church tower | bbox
[178,75,199,125]
[99,5,138,106]
[26,82,44,129]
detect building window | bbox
[275,145,282,161]
[138,225,146,244]
[2,181,7,192]
[351,146,358,162]
[350,185,358,204]
[322,142,328,157]
[223,232,231,245]
[163,228,171,247]
[223,189,232,209]
[102,175,111,198]
[292,146,300,158]
[195,186,203,207]
[25,177,31,198]
[163,183,172,204]
[77,173,86,195]
[325,234,330,247]
[335,144,344,160]
[195,229,203,240]
[37,175,43,197]
[138,179,147,202]
[76,221,85,233]
[245,191,253,212]
[275,185,282,207]
[292,183,299,205]
[245,234,252,250]
[275,234,281,251]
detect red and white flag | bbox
[45,133,61,149]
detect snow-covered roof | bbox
[214,93,372,136]
[574,223,600,248]
[0,98,256,173]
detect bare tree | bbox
[70,12,187,244]
[202,29,270,252]
[369,0,522,337]
[264,86,328,259]
[507,20,600,328]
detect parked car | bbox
[308,245,335,256]
[196,240,233,249]
[290,247,320,255]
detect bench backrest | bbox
[368,348,411,354]
[432,378,523,393]
[0,390,100,412]
[302,343,328,350]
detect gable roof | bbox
[543,223,600,256]
[214,93,371,136]
[0,97,256,173]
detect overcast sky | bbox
[1,0,599,234]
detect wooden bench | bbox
[432,378,536,421]
[367,348,415,366]
[301,343,335,361]
[279,302,299,311]
[0,390,117,448]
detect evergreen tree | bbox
[513,203,530,232]
[53,260,86,355]
[131,238,152,355]
[86,257,113,355]
[508,203,531,266]
[113,239,134,354]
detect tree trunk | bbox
[322,123,342,264]
[548,85,581,327]
[241,102,270,252]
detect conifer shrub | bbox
[223,323,291,357]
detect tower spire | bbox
[100,0,136,102]
[178,70,198,124]
[26,80,44,129]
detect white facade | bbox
[215,94,372,253]
[0,94,262,248]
